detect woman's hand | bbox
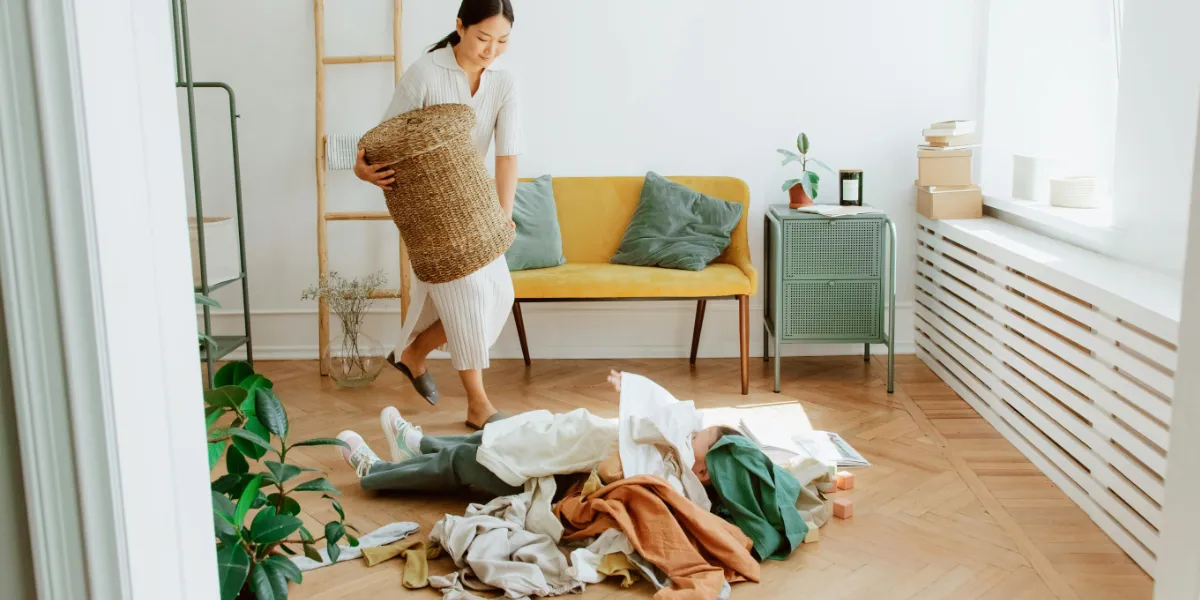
[353,149,395,190]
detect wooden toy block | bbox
[833,498,854,519]
[836,470,855,490]
[803,521,820,543]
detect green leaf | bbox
[265,461,315,485]
[302,543,322,563]
[207,441,227,471]
[230,419,273,460]
[215,361,255,388]
[798,132,810,154]
[782,178,804,192]
[212,490,236,516]
[211,474,241,495]
[266,555,303,584]
[212,491,237,537]
[195,292,221,308]
[288,437,350,450]
[250,506,303,544]
[279,544,297,556]
[249,562,286,600]
[777,148,802,166]
[251,491,269,509]
[331,498,345,521]
[267,493,302,517]
[293,478,340,495]
[204,386,247,411]
[199,333,218,349]
[216,543,251,600]
[299,526,314,544]
[326,521,345,563]
[225,446,249,475]
[205,409,223,429]
[346,523,361,535]
[255,388,288,440]
[346,534,359,548]
[233,474,262,527]
[807,156,834,173]
[800,176,815,200]
[239,373,273,395]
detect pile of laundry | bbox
[307,373,840,600]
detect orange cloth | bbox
[553,475,760,600]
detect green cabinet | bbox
[764,205,896,393]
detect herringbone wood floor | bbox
[239,356,1151,599]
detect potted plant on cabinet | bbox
[778,132,834,208]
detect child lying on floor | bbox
[336,371,739,503]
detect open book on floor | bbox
[736,422,871,469]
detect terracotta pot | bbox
[788,183,814,208]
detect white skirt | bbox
[395,254,514,371]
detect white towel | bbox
[325,133,363,171]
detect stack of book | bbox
[916,119,983,219]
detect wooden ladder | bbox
[314,0,410,375]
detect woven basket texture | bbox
[359,104,514,284]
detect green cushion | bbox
[506,175,566,271]
[610,171,744,271]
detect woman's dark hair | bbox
[429,0,515,53]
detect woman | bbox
[354,0,521,430]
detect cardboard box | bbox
[917,184,983,220]
[918,149,972,187]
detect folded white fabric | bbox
[566,529,635,584]
[431,490,582,599]
[477,408,618,487]
[289,521,419,572]
[618,372,711,511]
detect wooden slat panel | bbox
[918,239,1172,425]
[367,288,401,299]
[325,211,391,221]
[914,289,1166,525]
[920,228,1176,396]
[919,225,1178,371]
[915,335,1158,573]
[322,54,395,64]
[917,249,1171,482]
[913,216,1179,577]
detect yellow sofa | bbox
[511,175,758,394]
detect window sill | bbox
[983,195,1115,250]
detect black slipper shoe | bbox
[387,352,439,405]
[465,411,510,432]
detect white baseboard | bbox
[201,300,915,361]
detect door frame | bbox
[0,0,219,597]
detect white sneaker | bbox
[337,430,380,478]
[380,406,423,463]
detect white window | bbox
[980,0,1123,215]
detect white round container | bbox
[1049,176,1099,208]
[1012,154,1060,202]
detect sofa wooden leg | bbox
[690,299,707,365]
[739,295,749,395]
[512,301,531,366]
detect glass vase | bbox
[323,332,386,388]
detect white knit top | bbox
[382,44,524,158]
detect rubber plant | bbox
[205,361,355,600]
[778,132,834,201]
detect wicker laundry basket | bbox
[359,103,514,284]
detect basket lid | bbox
[359,103,476,165]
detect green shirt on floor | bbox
[707,435,809,561]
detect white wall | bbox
[185,0,986,359]
[1110,0,1200,278]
